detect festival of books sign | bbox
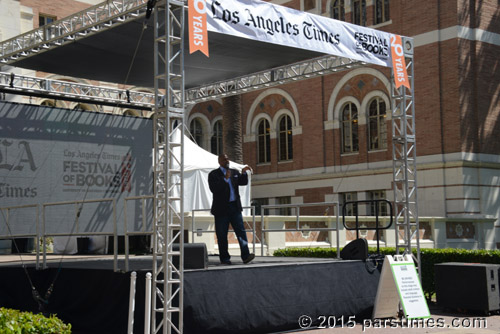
[0,101,152,236]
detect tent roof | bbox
[177,129,247,172]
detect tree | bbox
[222,95,243,164]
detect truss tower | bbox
[152,1,185,333]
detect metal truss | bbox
[186,55,364,103]
[391,37,420,272]
[0,54,362,107]
[0,0,149,64]
[0,72,154,109]
[152,1,185,333]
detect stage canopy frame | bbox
[0,0,419,333]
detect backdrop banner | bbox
[0,101,152,239]
[206,0,394,67]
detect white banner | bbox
[206,0,393,67]
[0,102,153,235]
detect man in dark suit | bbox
[208,153,255,265]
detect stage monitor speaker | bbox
[340,238,368,260]
[435,262,500,313]
[173,243,208,269]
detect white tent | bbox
[174,128,252,215]
[54,129,251,254]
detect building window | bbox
[278,115,293,161]
[374,0,390,25]
[276,196,292,216]
[257,118,271,163]
[190,118,203,146]
[73,103,92,111]
[341,102,359,153]
[211,120,223,155]
[341,192,358,216]
[39,14,56,27]
[303,0,317,12]
[252,198,269,215]
[352,0,366,26]
[40,100,55,107]
[368,97,387,151]
[125,110,141,116]
[330,0,345,21]
[368,190,388,216]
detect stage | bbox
[0,254,382,333]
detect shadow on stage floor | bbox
[0,254,382,334]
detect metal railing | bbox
[260,202,341,258]
[41,198,117,270]
[0,204,40,268]
[342,199,393,254]
[190,206,257,255]
[124,195,154,272]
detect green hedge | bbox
[0,308,71,334]
[274,247,500,300]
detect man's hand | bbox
[241,165,253,174]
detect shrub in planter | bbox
[0,307,71,334]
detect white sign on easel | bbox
[373,255,430,319]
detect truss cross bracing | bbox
[1,55,364,107]
[0,0,149,64]
[0,72,155,109]
[185,56,364,102]
[152,1,185,333]
[391,37,420,272]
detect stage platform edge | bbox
[0,255,382,334]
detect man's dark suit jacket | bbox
[208,167,248,216]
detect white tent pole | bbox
[127,271,137,334]
[144,272,152,334]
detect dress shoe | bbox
[243,253,255,264]
[221,260,232,265]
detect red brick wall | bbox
[190,0,500,174]
[295,186,334,215]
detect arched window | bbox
[341,102,359,153]
[257,119,271,163]
[40,100,55,107]
[123,109,141,117]
[330,0,345,21]
[368,97,387,150]
[352,0,366,26]
[278,115,293,161]
[73,103,93,111]
[374,0,390,24]
[190,118,203,146]
[211,120,223,155]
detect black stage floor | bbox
[0,254,382,334]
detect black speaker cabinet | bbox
[173,243,208,269]
[340,238,368,260]
[435,262,500,313]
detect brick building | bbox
[187,0,500,249]
[1,0,499,249]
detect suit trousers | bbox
[214,201,250,262]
